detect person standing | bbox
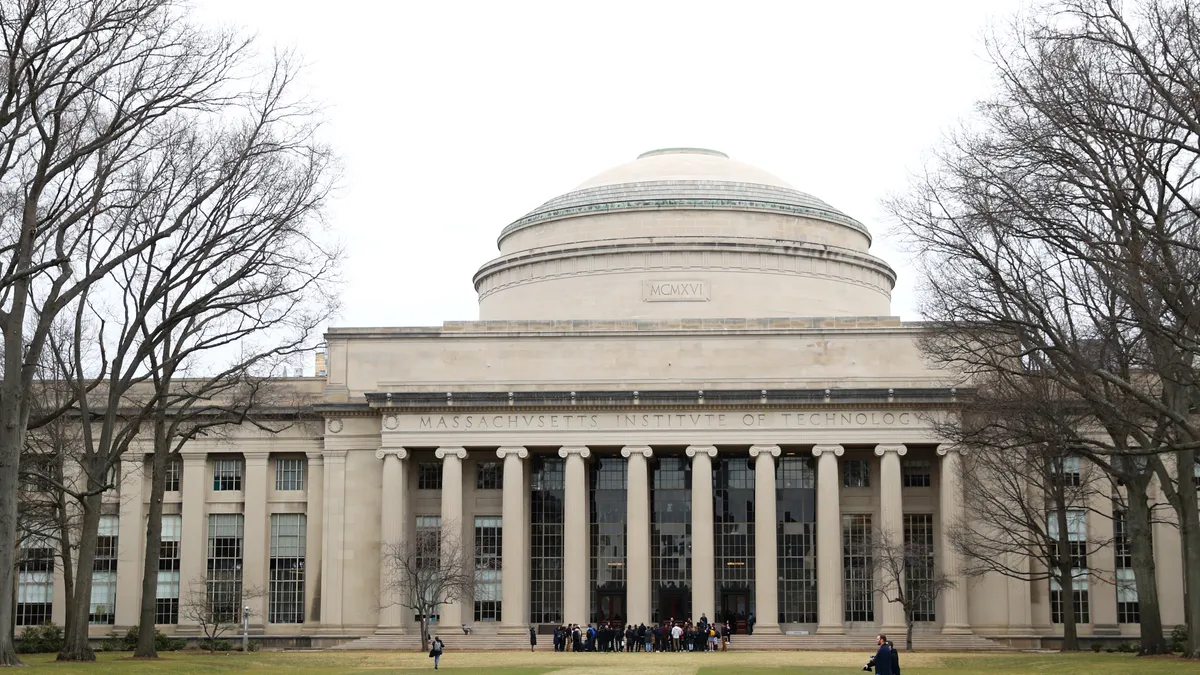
[429,636,445,670]
[529,626,537,652]
[747,612,756,636]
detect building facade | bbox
[20,148,1184,646]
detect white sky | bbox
[194,0,1025,330]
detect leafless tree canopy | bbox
[889,0,1200,656]
[381,523,476,653]
[179,576,264,652]
[870,525,955,651]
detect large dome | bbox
[474,148,896,321]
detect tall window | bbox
[213,459,243,491]
[269,514,306,623]
[207,514,245,623]
[843,514,873,622]
[714,457,755,622]
[415,516,442,571]
[164,457,181,492]
[843,459,870,488]
[590,457,626,624]
[474,516,502,622]
[16,539,54,626]
[904,514,935,621]
[418,463,443,490]
[90,515,119,624]
[529,456,564,624]
[777,457,817,624]
[156,514,182,624]
[901,460,931,488]
[476,462,502,490]
[1049,509,1089,624]
[275,458,305,491]
[1114,508,1140,624]
[651,456,691,623]
[1053,456,1082,488]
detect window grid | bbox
[651,456,691,624]
[843,514,873,622]
[275,458,305,491]
[16,542,54,626]
[530,457,564,625]
[777,457,817,624]
[903,514,935,621]
[207,514,245,624]
[418,463,443,490]
[1054,456,1082,488]
[843,459,870,488]
[901,460,931,488]
[269,514,306,623]
[1113,509,1140,624]
[714,457,755,616]
[164,457,181,492]
[1048,509,1089,624]
[415,516,442,571]
[156,514,182,624]
[1050,578,1090,624]
[474,516,502,622]
[90,515,119,624]
[213,459,243,491]
[476,462,502,490]
[590,457,626,624]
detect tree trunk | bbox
[134,443,171,657]
[57,487,102,662]
[1124,483,1167,654]
[0,402,28,666]
[905,611,914,651]
[1178,448,1200,659]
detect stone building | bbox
[19,148,1183,647]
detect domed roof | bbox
[499,148,869,242]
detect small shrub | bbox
[213,639,233,652]
[1116,642,1133,653]
[247,641,261,652]
[16,623,64,654]
[1091,642,1103,652]
[120,626,185,652]
[1172,625,1188,653]
[1105,648,1116,653]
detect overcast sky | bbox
[195,0,1025,330]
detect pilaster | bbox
[377,448,409,633]
[304,452,324,629]
[114,456,146,630]
[176,454,209,632]
[320,450,348,630]
[242,451,270,631]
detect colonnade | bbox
[373,442,970,635]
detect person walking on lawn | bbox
[429,636,445,670]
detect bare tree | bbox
[0,0,265,664]
[870,525,954,651]
[179,576,264,653]
[381,522,475,652]
[888,0,1200,656]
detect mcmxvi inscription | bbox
[642,279,709,302]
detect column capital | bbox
[375,448,409,460]
[324,449,349,461]
[435,446,467,460]
[685,445,718,458]
[243,451,270,463]
[558,445,591,459]
[305,451,325,463]
[496,446,528,459]
[620,446,653,458]
[182,453,208,466]
[936,444,964,456]
[874,443,908,457]
[811,444,844,457]
[749,445,781,458]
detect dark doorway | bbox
[721,591,750,633]
[656,589,690,624]
[596,590,625,626]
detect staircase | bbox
[332,630,1014,652]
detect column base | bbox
[374,626,407,635]
[940,624,973,635]
[497,624,528,637]
[751,623,781,635]
[816,624,846,635]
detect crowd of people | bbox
[548,615,737,653]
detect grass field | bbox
[9,649,1200,674]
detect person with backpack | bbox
[429,636,445,670]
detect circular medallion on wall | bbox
[383,415,399,430]
[327,418,343,434]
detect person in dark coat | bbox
[429,636,445,670]
[864,634,895,675]
[529,626,537,652]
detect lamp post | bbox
[242,605,250,653]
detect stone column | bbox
[560,446,591,625]
[812,445,844,634]
[622,446,653,626]
[876,443,907,634]
[321,450,348,629]
[750,445,781,633]
[936,445,971,634]
[377,448,409,633]
[114,456,146,629]
[687,445,717,623]
[243,452,270,630]
[435,447,467,628]
[304,452,324,628]
[177,454,209,631]
[497,446,528,634]
[1089,486,1119,636]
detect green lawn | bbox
[9,650,1200,674]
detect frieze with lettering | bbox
[397,410,920,432]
